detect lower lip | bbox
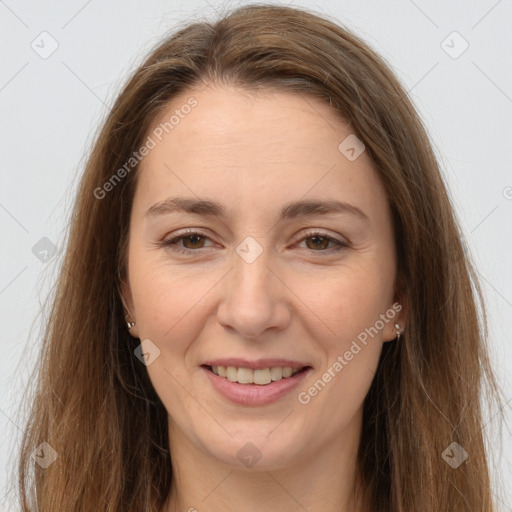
[202,366,312,406]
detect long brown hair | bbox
[15,4,504,511]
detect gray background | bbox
[1,0,511,509]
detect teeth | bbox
[210,365,302,385]
[237,367,253,384]
[254,368,271,385]
[226,366,238,382]
[270,367,282,381]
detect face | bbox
[122,83,405,471]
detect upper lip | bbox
[202,358,312,370]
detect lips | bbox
[200,357,313,405]
[202,364,312,406]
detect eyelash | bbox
[159,229,349,256]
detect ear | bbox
[120,278,140,338]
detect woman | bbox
[16,4,503,511]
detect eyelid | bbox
[292,228,348,244]
[160,227,349,255]
[293,229,349,253]
[161,228,216,250]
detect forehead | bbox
[148,84,350,160]
[134,84,387,223]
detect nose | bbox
[216,247,292,340]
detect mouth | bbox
[201,363,313,406]
[202,364,311,385]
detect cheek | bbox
[295,274,385,433]
[313,344,381,437]
[291,265,390,407]
[128,253,214,353]
[128,259,215,414]
[291,264,392,346]
[302,265,393,414]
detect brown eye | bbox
[181,234,206,249]
[298,231,348,254]
[305,235,331,250]
[161,230,213,254]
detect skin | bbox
[121,83,406,512]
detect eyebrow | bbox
[145,196,369,222]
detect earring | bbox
[125,313,135,331]
[394,323,402,342]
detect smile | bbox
[201,365,312,406]
[206,365,306,385]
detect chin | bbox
[201,430,305,471]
